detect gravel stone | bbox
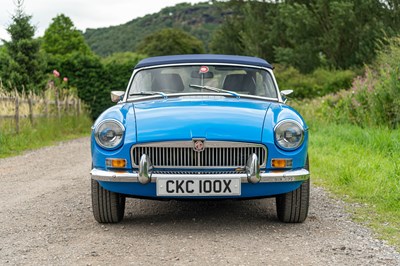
[0,137,399,265]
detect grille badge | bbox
[193,139,205,152]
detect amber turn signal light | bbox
[106,158,127,168]
[271,159,293,168]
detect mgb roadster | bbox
[90,54,310,223]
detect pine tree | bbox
[2,0,45,92]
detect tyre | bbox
[91,179,126,223]
[276,156,310,223]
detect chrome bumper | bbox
[90,168,310,183]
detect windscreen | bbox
[128,65,278,99]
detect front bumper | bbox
[90,168,310,183]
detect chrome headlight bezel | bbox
[274,120,305,151]
[94,119,125,150]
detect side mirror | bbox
[280,90,293,103]
[111,91,125,103]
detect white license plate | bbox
[157,177,241,196]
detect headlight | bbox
[94,119,125,149]
[274,120,304,150]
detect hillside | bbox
[83,2,228,56]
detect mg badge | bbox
[193,139,205,152]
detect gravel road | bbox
[0,137,399,265]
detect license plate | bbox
[156,177,241,196]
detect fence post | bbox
[28,91,34,125]
[55,88,60,119]
[71,98,76,116]
[64,94,69,113]
[77,99,81,116]
[14,89,20,134]
[44,91,49,118]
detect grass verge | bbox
[308,120,400,249]
[0,115,92,158]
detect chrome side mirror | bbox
[111,91,125,102]
[280,90,293,103]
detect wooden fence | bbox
[0,89,82,133]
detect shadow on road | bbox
[119,198,301,233]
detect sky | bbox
[0,0,203,43]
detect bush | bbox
[101,52,146,92]
[53,52,110,120]
[298,37,400,129]
[136,28,205,56]
[275,65,356,99]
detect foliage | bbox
[40,14,112,119]
[209,1,246,55]
[277,0,387,72]
[303,37,400,128]
[209,16,244,56]
[101,52,146,92]
[1,0,45,92]
[0,46,9,81]
[42,14,91,56]
[239,1,278,61]
[42,14,92,73]
[275,65,356,99]
[211,0,400,73]
[0,115,92,158]
[84,2,226,56]
[55,52,110,120]
[291,38,400,248]
[59,51,144,120]
[308,121,400,249]
[136,28,205,56]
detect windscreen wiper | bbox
[189,84,240,98]
[129,91,167,99]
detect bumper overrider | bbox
[91,154,310,184]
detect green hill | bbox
[83,2,227,56]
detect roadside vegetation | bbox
[307,122,399,248]
[0,116,92,158]
[292,37,400,249]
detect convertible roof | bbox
[134,54,273,69]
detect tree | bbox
[41,14,111,119]
[42,14,91,56]
[274,0,387,72]
[211,0,399,72]
[272,2,322,72]
[136,28,205,56]
[210,0,246,55]
[210,15,245,55]
[240,1,279,61]
[1,0,45,92]
[42,14,92,72]
[0,46,10,84]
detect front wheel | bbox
[275,156,310,223]
[91,179,126,223]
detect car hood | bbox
[133,96,271,143]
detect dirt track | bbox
[0,137,399,265]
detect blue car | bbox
[90,54,310,223]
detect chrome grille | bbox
[131,141,267,168]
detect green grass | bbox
[308,120,400,249]
[0,115,92,158]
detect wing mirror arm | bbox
[280,90,293,104]
[111,91,125,103]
